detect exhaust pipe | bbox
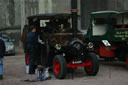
[71,0,78,38]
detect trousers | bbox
[27,47,37,74]
[0,58,3,75]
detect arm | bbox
[38,35,45,44]
[33,34,39,45]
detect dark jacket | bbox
[27,32,38,51]
[0,38,5,58]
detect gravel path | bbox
[0,48,128,85]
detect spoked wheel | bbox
[53,55,67,79]
[84,52,99,76]
[126,56,128,68]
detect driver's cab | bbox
[41,18,71,33]
[92,16,108,36]
[91,11,128,36]
[27,13,71,35]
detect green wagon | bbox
[85,11,128,68]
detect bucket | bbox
[26,65,29,74]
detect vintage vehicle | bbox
[23,0,99,79]
[84,11,128,68]
[2,34,15,55]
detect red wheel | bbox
[53,55,67,79]
[126,56,128,67]
[85,58,93,72]
[54,60,61,75]
[84,52,99,76]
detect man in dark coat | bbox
[0,33,5,80]
[27,26,39,74]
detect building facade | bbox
[1,0,128,46]
[0,0,128,30]
[80,0,128,29]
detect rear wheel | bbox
[84,52,99,76]
[53,55,67,79]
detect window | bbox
[92,18,107,36]
[40,20,50,27]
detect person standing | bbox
[0,33,5,80]
[27,26,39,74]
[38,34,51,80]
[21,25,30,74]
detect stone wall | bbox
[52,0,71,13]
[0,0,128,46]
[0,0,9,29]
[0,0,128,30]
[81,0,108,29]
[81,0,128,29]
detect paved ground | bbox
[0,47,128,85]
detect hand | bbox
[40,41,45,44]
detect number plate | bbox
[72,60,82,64]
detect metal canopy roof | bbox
[27,13,71,20]
[91,10,128,15]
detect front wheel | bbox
[84,52,99,76]
[53,55,67,79]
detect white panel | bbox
[92,21,107,36]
